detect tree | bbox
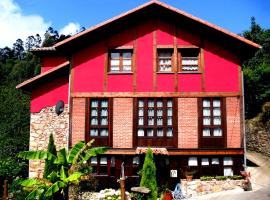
[18,139,107,199]
[13,39,25,60]
[140,148,157,200]
[43,134,57,179]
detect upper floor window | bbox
[109,50,132,72]
[158,49,173,72]
[88,98,112,146]
[179,48,200,72]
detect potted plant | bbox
[159,184,172,200]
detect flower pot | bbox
[186,175,193,181]
[163,191,172,200]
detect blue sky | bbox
[0,0,269,48]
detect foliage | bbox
[43,134,58,179]
[18,139,107,199]
[200,176,215,181]
[98,188,121,200]
[140,148,158,200]
[242,17,270,119]
[200,175,243,181]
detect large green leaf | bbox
[81,147,108,162]
[45,181,66,197]
[25,188,45,200]
[65,171,83,184]
[21,178,40,187]
[55,148,68,165]
[47,171,59,182]
[60,165,67,180]
[17,151,56,161]
[67,141,85,164]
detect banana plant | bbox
[18,139,107,199]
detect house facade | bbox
[17,1,260,189]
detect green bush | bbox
[140,148,157,200]
[200,176,215,181]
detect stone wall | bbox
[29,105,69,178]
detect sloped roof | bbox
[16,61,69,91]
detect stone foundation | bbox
[29,105,69,178]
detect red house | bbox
[17,1,260,188]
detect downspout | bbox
[241,70,247,167]
[67,57,72,150]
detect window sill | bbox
[178,71,202,74]
[156,72,175,74]
[107,72,133,75]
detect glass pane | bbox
[123,52,132,58]
[101,100,108,107]
[147,129,154,137]
[182,58,198,65]
[159,52,172,57]
[223,157,233,165]
[167,128,173,137]
[148,117,154,125]
[157,109,163,116]
[110,65,120,71]
[101,117,108,125]
[157,100,163,107]
[201,158,209,166]
[213,128,222,136]
[203,117,211,125]
[203,128,210,136]
[101,108,108,116]
[182,66,198,71]
[213,99,221,107]
[203,108,210,116]
[213,108,221,116]
[188,157,198,166]
[203,99,210,107]
[138,100,144,107]
[159,64,172,72]
[111,52,120,59]
[157,129,163,137]
[138,117,144,125]
[213,117,221,125]
[91,109,98,116]
[110,59,120,66]
[157,117,163,126]
[212,158,219,165]
[90,129,98,136]
[137,129,144,137]
[100,157,107,165]
[167,100,173,107]
[123,59,131,66]
[167,117,172,126]
[100,129,108,136]
[111,157,115,167]
[90,157,97,165]
[148,100,154,107]
[138,108,144,116]
[91,117,98,125]
[133,156,140,165]
[91,100,98,107]
[148,108,154,116]
[224,167,233,176]
[123,65,131,71]
[167,108,172,116]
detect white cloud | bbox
[0,0,51,48]
[59,22,80,36]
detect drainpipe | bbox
[67,57,72,150]
[241,70,247,167]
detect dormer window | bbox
[179,48,200,72]
[109,50,132,72]
[158,49,173,72]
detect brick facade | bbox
[29,105,69,178]
[113,98,133,148]
[226,97,242,148]
[178,98,198,148]
[71,98,86,146]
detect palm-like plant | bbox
[18,139,107,199]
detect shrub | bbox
[200,176,215,181]
[140,148,157,200]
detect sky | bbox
[0,0,269,48]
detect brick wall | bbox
[71,98,86,146]
[113,98,133,148]
[226,97,242,148]
[29,105,69,178]
[178,98,198,148]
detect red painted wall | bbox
[41,56,67,73]
[73,42,105,92]
[204,40,240,92]
[136,20,154,92]
[157,74,175,92]
[107,75,133,92]
[177,28,200,46]
[31,76,69,112]
[156,19,174,45]
[178,74,202,92]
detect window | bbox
[136,98,174,137]
[89,99,109,137]
[158,49,173,72]
[223,157,233,176]
[201,98,223,137]
[188,157,198,166]
[179,48,200,72]
[90,156,108,175]
[109,50,132,72]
